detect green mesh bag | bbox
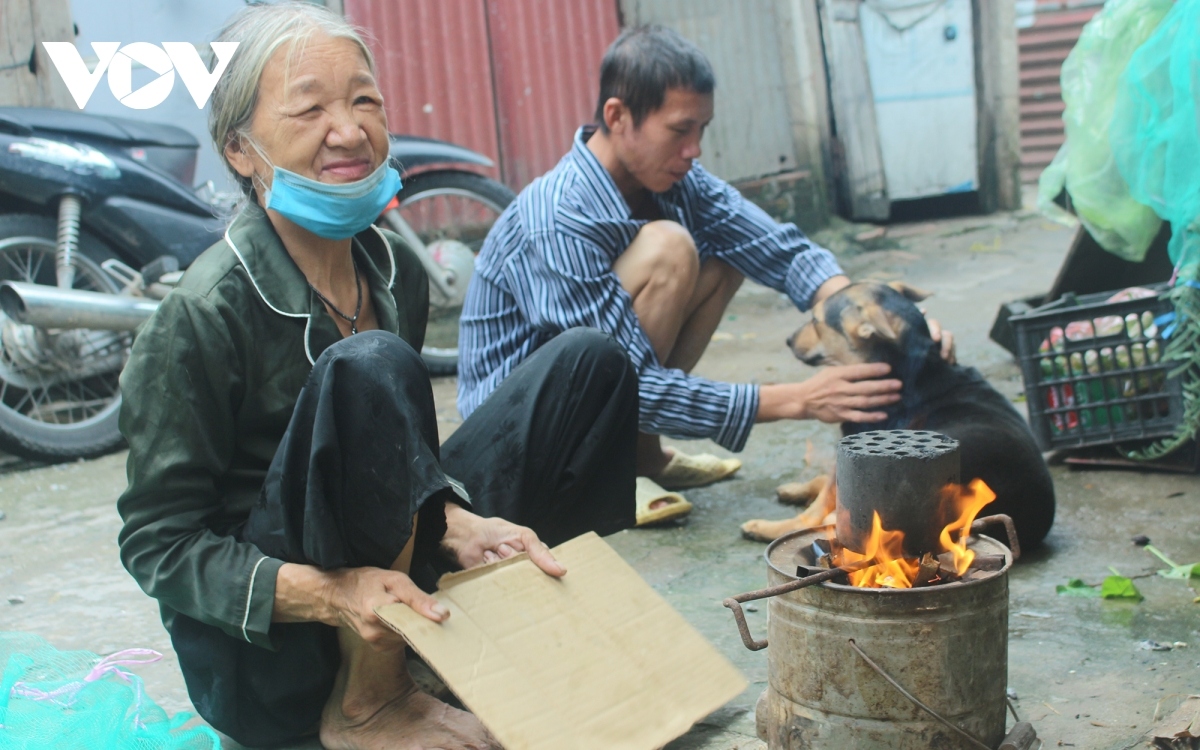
[1109,0,1200,459]
[0,633,219,750]
[1035,0,1172,261]
[1111,0,1200,282]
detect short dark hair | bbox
[594,25,715,132]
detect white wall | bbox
[69,0,248,190]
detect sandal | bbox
[655,450,742,490]
[636,477,693,526]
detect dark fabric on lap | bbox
[170,328,637,747]
[442,327,639,547]
[244,330,453,570]
[174,331,447,746]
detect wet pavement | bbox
[1,201,1196,749]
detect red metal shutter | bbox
[1017,2,1101,183]
[344,0,503,179]
[486,0,621,189]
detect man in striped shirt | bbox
[458,26,950,517]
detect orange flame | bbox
[938,479,997,576]
[842,512,920,588]
[837,479,996,588]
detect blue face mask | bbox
[261,160,402,240]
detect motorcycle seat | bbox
[0,107,198,150]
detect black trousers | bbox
[171,328,638,747]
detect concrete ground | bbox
[1,199,1196,749]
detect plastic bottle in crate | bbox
[1115,345,1138,422]
[1054,354,1078,430]
[1099,347,1124,425]
[1084,349,1108,426]
[1070,352,1092,428]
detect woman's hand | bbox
[323,566,449,645]
[274,562,448,648]
[272,504,565,648]
[440,503,566,578]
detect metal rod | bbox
[379,208,456,302]
[56,195,82,290]
[1007,696,1022,723]
[0,281,158,331]
[848,639,993,750]
[723,560,875,651]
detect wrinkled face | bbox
[610,88,713,193]
[226,33,390,198]
[787,282,930,366]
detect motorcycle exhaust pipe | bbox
[0,281,159,332]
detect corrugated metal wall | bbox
[488,0,620,188]
[345,0,502,179]
[345,0,618,189]
[621,0,801,184]
[1016,1,1102,183]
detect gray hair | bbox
[207,2,377,197]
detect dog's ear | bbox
[887,281,931,302]
[855,304,899,342]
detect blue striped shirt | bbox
[457,127,843,452]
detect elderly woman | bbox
[116,4,637,748]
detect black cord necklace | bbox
[308,257,363,335]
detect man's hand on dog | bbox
[758,364,901,424]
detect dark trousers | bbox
[171,328,638,747]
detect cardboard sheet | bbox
[376,532,747,750]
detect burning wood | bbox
[914,553,939,587]
[795,480,1006,589]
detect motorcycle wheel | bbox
[388,170,515,376]
[0,213,128,462]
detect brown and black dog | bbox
[741,281,1056,549]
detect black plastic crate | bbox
[1011,286,1183,451]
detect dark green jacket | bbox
[117,205,428,648]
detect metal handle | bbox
[972,514,1021,561]
[723,563,872,651]
[849,639,993,750]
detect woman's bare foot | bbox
[320,669,498,750]
[320,626,498,750]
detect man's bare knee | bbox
[633,221,699,275]
[638,220,695,248]
[615,220,699,296]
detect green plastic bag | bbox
[0,633,218,750]
[1109,0,1200,460]
[1111,0,1200,282]
[1036,0,1171,262]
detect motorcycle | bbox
[0,106,513,462]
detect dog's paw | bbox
[776,476,829,506]
[776,483,810,506]
[741,519,778,543]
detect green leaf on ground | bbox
[1144,545,1200,580]
[1056,578,1100,597]
[1100,575,1143,601]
